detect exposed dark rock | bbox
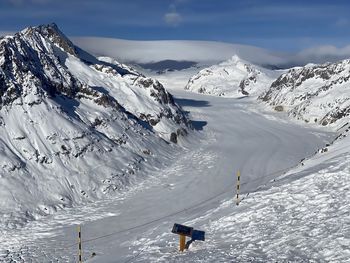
[274,105,284,112]
[170,132,177,143]
[149,119,159,126]
[177,128,187,136]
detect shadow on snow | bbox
[174,97,211,108]
[191,120,207,130]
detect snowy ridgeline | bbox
[259,60,350,131]
[0,23,190,228]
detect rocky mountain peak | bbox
[0,25,83,106]
[19,23,77,56]
[0,23,188,142]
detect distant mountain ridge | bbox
[138,60,198,73]
[184,54,350,141]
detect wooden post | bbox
[78,225,82,263]
[236,170,240,206]
[179,235,186,252]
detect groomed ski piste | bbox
[2,66,349,263]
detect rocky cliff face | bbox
[259,60,350,130]
[0,23,189,228]
[185,55,277,98]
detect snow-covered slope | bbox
[132,133,350,263]
[0,88,336,263]
[1,24,349,263]
[185,55,279,97]
[0,23,189,228]
[259,59,350,130]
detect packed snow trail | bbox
[0,90,333,262]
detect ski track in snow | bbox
[0,86,337,263]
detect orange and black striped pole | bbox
[236,171,240,205]
[78,225,82,263]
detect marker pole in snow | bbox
[78,225,82,263]
[236,170,240,205]
[179,235,186,252]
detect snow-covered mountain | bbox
[0,23,189,228]
[259,59,350,130]
[2,24,349,263]
[184,55,279,97]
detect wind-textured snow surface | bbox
[0,23,189,229]
[133,136,350,263]
[185,55,280,98]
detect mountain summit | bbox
[0,23,187,136]
[185,55,278,97]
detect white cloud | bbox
[163,0,185,27]
[294,45,350,64]
[164,12,183,26]
[73,36,350,68]
[72,37,287,65]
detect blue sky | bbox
[0,0,350,51]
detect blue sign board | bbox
[191,230,205,241]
